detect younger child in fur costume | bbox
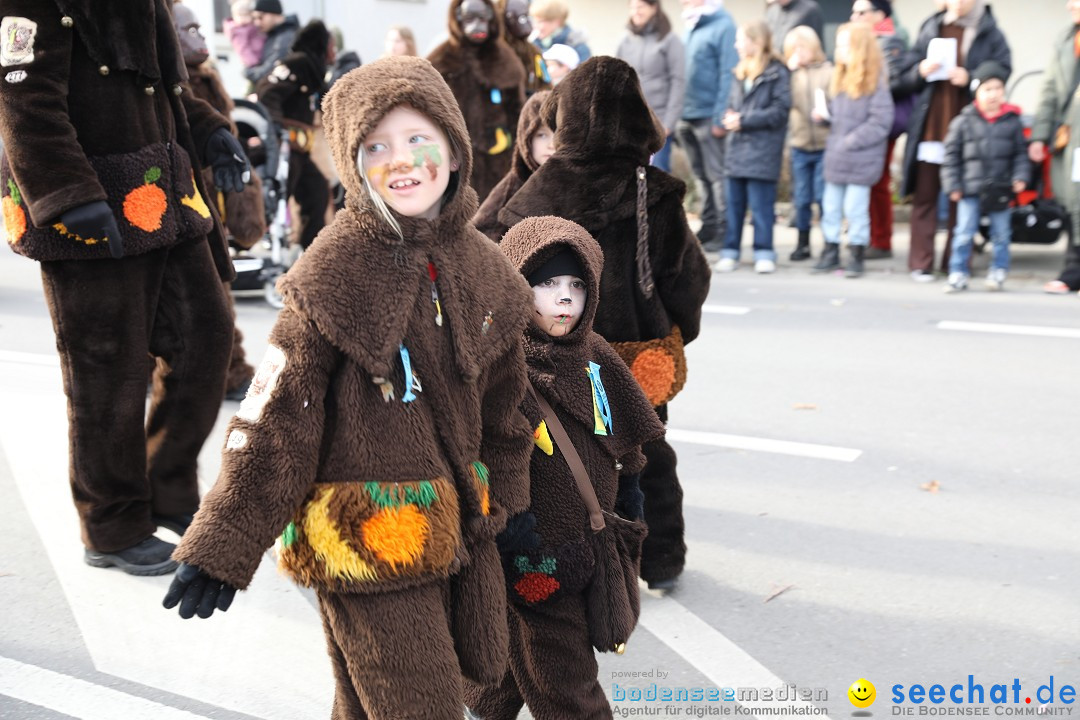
[474,90,552,241]
[494,57,711,590]
[464,216,665,720]
[163,56,535,720]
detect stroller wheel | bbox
[264,278,285,309]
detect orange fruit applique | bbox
[180,172,211,218]
[123,166,167,232]
[361,504,430,569]
[2,179,26,245]
[631,348,677,406]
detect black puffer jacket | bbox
[941,103,1029,197]
[724,59,791,182]
[897,7,1011,196]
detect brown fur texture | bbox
[428,0,526,203]
[176,56,535,699]
[186,63,267,249]
[492,57,711,585]
[465,216,663,717]
[0,0,233,278]
[474,90,550,242]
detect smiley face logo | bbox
[848,679,876,708]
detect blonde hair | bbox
[734,20,778,83]
[530,0,569,23]
[830,23,883,99]
[783,25,826,66]
[387,25,418,57]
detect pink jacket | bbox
[224,19,266,69]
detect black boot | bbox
[811,243,840,273]
[790,230,812,261]
[845,244,866,278]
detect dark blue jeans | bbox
[723,177,777,261]
[790,148,824,232]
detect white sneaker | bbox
[911,270,935,283]
[944,272,969,293]
[985,268,1007,291]
[715,257,737,273]
[754,259,776,274]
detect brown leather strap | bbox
[528,383,605,533]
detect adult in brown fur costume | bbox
[499,0,551,95]
[464,216,665,719]
[0,0,248,574]
[429,0,526,203]
[174,1,263,399]
[492,57,711,589]
[474,90,550,241]
[164,56,535,719]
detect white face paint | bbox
[531,274,586,337]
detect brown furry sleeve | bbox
[478,340,533,518]
[591,338,666,466]
[173,307,339,589]
[0,0,105,225]
[651,191,711,344]
[181,93,230,167]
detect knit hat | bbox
[868,0,892,17]
[973,60,1009,86]
[542,43,580,70]
[527,246,584,286]
[253,0,283,14]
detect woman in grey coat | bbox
[812,23,893,278]
[616,0,686,172]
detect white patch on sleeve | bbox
[236,344,287,423]
[0,17,37,67]
[225,430,249,450]
[4,69,26,83]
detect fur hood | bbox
[284,56,530,382]
[473,90,549,239]
[501,216,659,461]
[427,0,526,90]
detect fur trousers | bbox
[318,581,465,720]
[638,405,685,584]
[41,237,231,552]
[463,592,612,720]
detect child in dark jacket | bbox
[162,57,535,719]
[718,19,791,274]
[464,216,665,720]
[941,60,1028,292]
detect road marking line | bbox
[0,349,59,366]
[703,304,752,315]
[937,321,1080,339]
[0,655,212,720]
[638,595,834,719]
[667,428,862,462]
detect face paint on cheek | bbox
[412,144,443,182]
[366,164,390,194]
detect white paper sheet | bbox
[917,141,946,165]
[1072,147,1080,183]
[926,37,957,83]
[813,88,830,121]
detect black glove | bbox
[162,562,237,619]
[615,473,645,521]
[60,201,124,259]
[496,511,540,554]
[204,127,251,194]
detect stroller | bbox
[230,98,295,309]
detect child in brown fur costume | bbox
[491,57,711,590]
[474,90,551,241]
[163,56,535,720]
[464,216,665,720]
[429,0,526,204]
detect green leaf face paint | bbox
[412,144,443,181]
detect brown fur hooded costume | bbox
[174,56,535,719]
[464,216,664,720]
[474,90,549,241]
[494,57,712,586]
[0,0,235,555]
[428,0,526,204]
